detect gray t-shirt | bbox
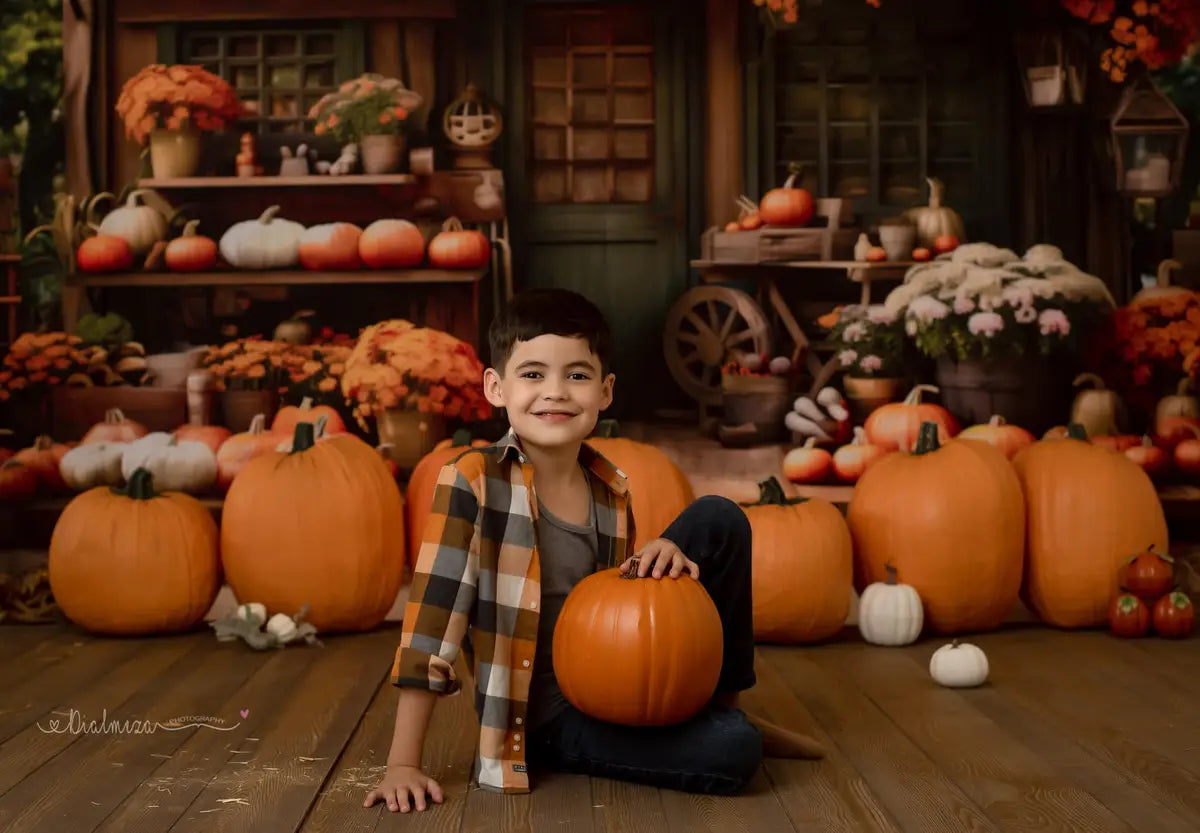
[527,483,599,732]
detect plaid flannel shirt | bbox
[391,427,635,793]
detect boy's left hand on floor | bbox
[619,538,700,580]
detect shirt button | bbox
[514,733,521,741]
[515,717,523,725]
[513,744,521,751]
[530,601,538,610]
[522,660,530,668]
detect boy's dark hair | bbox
[488,288,612,376]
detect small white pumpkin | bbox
[266,612,298,642]
[97,189,168,255]
[858,562,924,646]
[59,442,127,490]
[929,640,989,688]
[218,205,305,270]
[121,432,218,493]
[236,602,267,624]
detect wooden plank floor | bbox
[1,620,1198,832]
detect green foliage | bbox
[74,312,134,347]
[0,0,63,154]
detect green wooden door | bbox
[505,1,697,420]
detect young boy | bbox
[365,288,823,813]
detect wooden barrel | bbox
[721,373,790,441]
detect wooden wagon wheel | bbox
[662,285,771,406]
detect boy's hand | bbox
[619,538,699,580]
[363,764,444,813]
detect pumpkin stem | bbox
[744,475,809,507]
[926,177,944,209]
[247,413,266,435]
[1066,423,1089,441]
[181,218,202,237]
[1178,378,1193,396]
[904,384,939,406]
[1072,372,1107,390]
[32,434,55,451]
[988,415,1006,427]
[451,428,473,447]
[442,216,465,232]
[852,426,867,445]
[884,562,899,585]
[912,422,942,455]
[783,161,803,189]
[259,205,283,224]
[950,638,960,648]
[114,467,159,500]
[291,421,316,453]
[299,396,314,410]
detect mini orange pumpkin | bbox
[12,435,70,493]
[214,414,279,492]
[405,429,492,571]
[82,408,147,444]
[741,477,852,643]
[848,422,1025,634]
[864,384,960,452]
[1011,424,1168,628]
[359,218,426,269]
[76,235,134,273]
[831,426,889,482]
[174,424,232,455]
[0,460,38,501]
[48,467,221,635]
[957,414,1035,460]
[298,222,364,270]
[271,396,347,436]
[220,422,406,632]
[427,217,490,269]
[552,560,723,726]
[165,220,218,272]
[782,437,832,483]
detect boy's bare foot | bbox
[715,691,826,759]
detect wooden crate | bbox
[50,386,188,441]
[700,198,859,264]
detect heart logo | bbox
[240,709,250,719]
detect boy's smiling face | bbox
[483,334,614,450]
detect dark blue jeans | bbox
[528,496,762,795]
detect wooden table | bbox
[689,258,915,377]
[61,266,488,351]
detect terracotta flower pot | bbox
[222,389,279,433]
[359,134,406,175]
[843,376,903,422]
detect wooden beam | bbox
[705,0,743,229]
[368,20,404,80]
[115,0,457,22]
[62,0,94,199]
[403,21,437,132]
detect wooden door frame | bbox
[493,0,706,299]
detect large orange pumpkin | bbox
[741,476,851,643]
[586,420,695,550]
[957,414,1035,460]
[552,563,723,726]
[298,222,364,271]
[271,396,347,436]
[848,422,1025,634]
[405,429,491,571]
[48,467,221,635]
[864,384,960,452]
[427,217,490,269]
[220,422,405,632]
[1011,424,1168,628]
[359,219,426,268]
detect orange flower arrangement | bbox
[340,320,491,430]
[1094,289,1200,413]
[115,64,242,145]
[1062,0,1200,81]
[0,332,91,402]
[282,343,353,401]
[200,338,294,393]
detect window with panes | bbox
[761,7,994,230]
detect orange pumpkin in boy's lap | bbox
[552,565,723,727]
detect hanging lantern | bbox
[1111,75,1189,198]
[1015,28,1088,109]
[442,84,504,170]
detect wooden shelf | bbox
[137,175,418,189]
[0,296,20,304]
[75,267,486,288]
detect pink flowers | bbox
[1038,308,1071,336]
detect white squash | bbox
[121,432,218,493]
[900,177,966,248]
[218,205,305,269]
[929,640,989,688]
[97,189,168,255]
[59,442,127,490]
[858,563,924,646]
[266,612,298,642]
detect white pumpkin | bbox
[929,640,989,688]
[266,612,299,642]
[858,563,924,646]
[97,189,168,255]
[121,432,218,493]
[218,205,305,270]
[236,602,267,624]
[59,442,127,490]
